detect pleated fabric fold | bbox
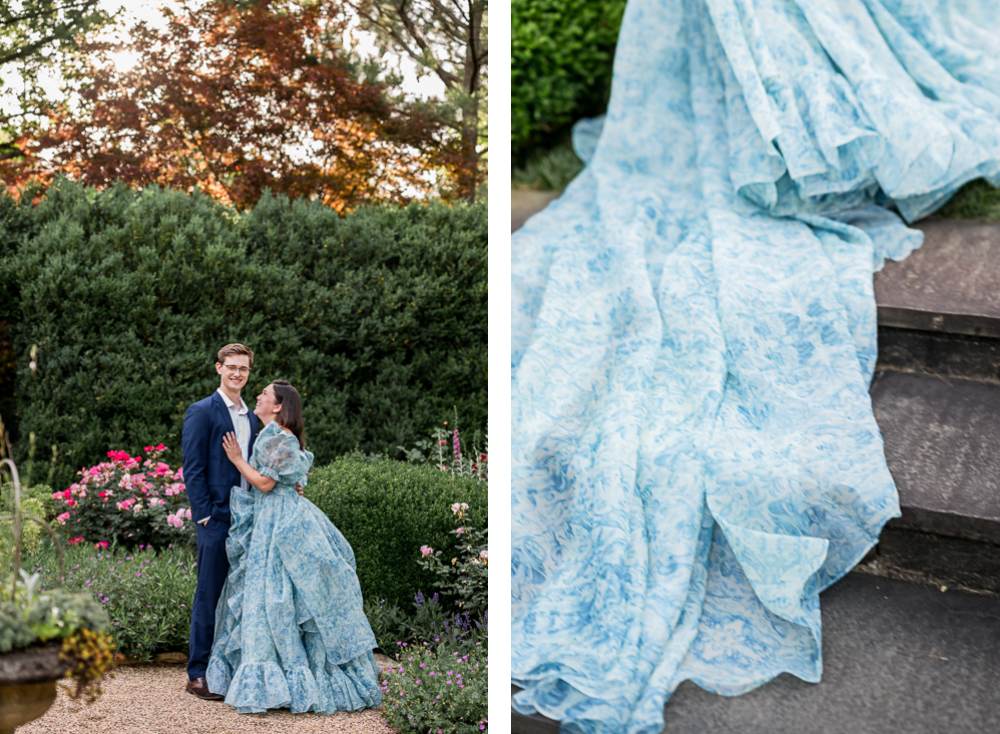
[510,2,1000,733]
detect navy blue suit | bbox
[182,391,259,680]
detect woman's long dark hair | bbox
[271,380,305,450]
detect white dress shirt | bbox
[198,388,251,525]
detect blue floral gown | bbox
[206,420,382,714]
[511,1,1000,733]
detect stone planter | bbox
[0,643,73,734]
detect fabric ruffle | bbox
[511,2,1000,734]
[220,657,381,715]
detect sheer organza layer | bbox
[510,2,1000,734]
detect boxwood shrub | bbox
[512,0,626,160]
[304,453,487,610]
[0,179,486,489]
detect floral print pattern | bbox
[206,420,382,714]
[511,1,1000,733]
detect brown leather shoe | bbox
[186,677,225,701]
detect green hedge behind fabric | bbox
[305,454,487,609]
[0,180,486,489]
[512,0,626,160]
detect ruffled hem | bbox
[213,656,382,715]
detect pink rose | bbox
[420,545,434,557]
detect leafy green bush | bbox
[366,590,487,653]
[512,0,626,160]
[0,496,47,562]
[305,454,487,609]
[418,502,487,616]
[512,139,586,191]
[379,643,488,734]
[10,541,198,660]
[0,180,486,489]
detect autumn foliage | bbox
[2,0,445,210]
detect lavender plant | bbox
[11,541,197,660]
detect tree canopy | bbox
[0,0,116,159]
[348,0,488,201]
[2,0,455,210]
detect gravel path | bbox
[16,663,392,734]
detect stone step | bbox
[512,573,1000,734]
[874,220,1000,340]
[876,327,1000,383]
[875,220,1000,381]
[870,370,1000,590]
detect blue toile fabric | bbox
[510,1,1000,733]
[206,420,382,714]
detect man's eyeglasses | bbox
[223,364,250,376]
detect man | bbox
[181,343,260,700]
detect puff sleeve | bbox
[253,427,307,483]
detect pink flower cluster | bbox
[52,444,192,544]
[167,508,192,528]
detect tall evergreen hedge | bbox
[0,180,486,489]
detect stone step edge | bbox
[877,307,1000,339]
[887,507,1000,547]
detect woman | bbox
[205,379,382,714]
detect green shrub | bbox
[11,541,198,661]
[379,643,488,734]
[0,180,487,489]
[0,496,47,562]
[305,454,487,610]
[512,139,586,191]
[512,0,626,160]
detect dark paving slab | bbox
[876,327,1000,382]
[870,370,1000,546]
[875,220,1000,338]
[512,574,1000,734]
[877,528,1000,592]
[512,191,560,232]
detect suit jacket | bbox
[182,391,260,525]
